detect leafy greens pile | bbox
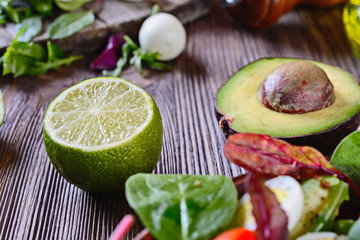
[0,0,97,77]
[121,132,360,240]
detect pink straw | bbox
[108,214,136,240]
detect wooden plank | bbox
[0,2,359,240]
[0,0,211,54]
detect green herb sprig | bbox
[103,35,171,77]
[1,28,82,77]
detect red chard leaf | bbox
[91,33,125,70]
[224,133,360,199]
[247,172,288,240]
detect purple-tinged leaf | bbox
[224,133,360,199]
[91,33,125,70]
[247,172,288,240]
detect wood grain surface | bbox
[0,1,359,239]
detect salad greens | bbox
[49,10,95,40]
[125,174,237,240]
[1,29,82,77]
[310,178,349,232]
[0,0,92,24]
[331,131,360,188]
[103,35,171,77]
[0,0,96,77]
[224,132,360,199]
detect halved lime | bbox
[0,90,5,127]
[43,77,163,193]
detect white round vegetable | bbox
[139,12,186,61]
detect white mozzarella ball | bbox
[139,12,186,61]
[234,175,304,231]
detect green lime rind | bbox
[0,90,5,127]
[43,77,163,193]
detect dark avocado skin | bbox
[215,58,360,156]
[215,108,360,156]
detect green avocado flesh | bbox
[216,58,360,137]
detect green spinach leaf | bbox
[49,10,95,40]
[15,16,42,42]
[125,174,237,240]
[54,0,93,11]
[331,131,360,188]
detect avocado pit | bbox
[258,61,335,113]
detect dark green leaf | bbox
[49,10,95,40]
[15,16,42,42]
[2,47,40,77]
[1,34,82,77]
[47,41,64,61]
[331,131,360,189]
[5,0,32,23]
[310,178,349,232]
[54,0,93,11]
[124,35,138,49]
[125,174,238,240]
[332,219,354,235]
[30,0,52,15]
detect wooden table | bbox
[0,1,359,239]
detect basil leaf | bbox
[15,16,42,42]
[125,174,238,240]
[310,179,349,232]
[331,131,360,188]
[49,10,95,40]
[54,0,93,11]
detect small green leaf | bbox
[125,174,238,240]
[49,10,95,40]
[54,0,93,11]
[47,41,64,61]
[331,131,360,189]
[15,16,42,42]
[30,0,53,15]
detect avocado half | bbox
[215,58,360,156]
